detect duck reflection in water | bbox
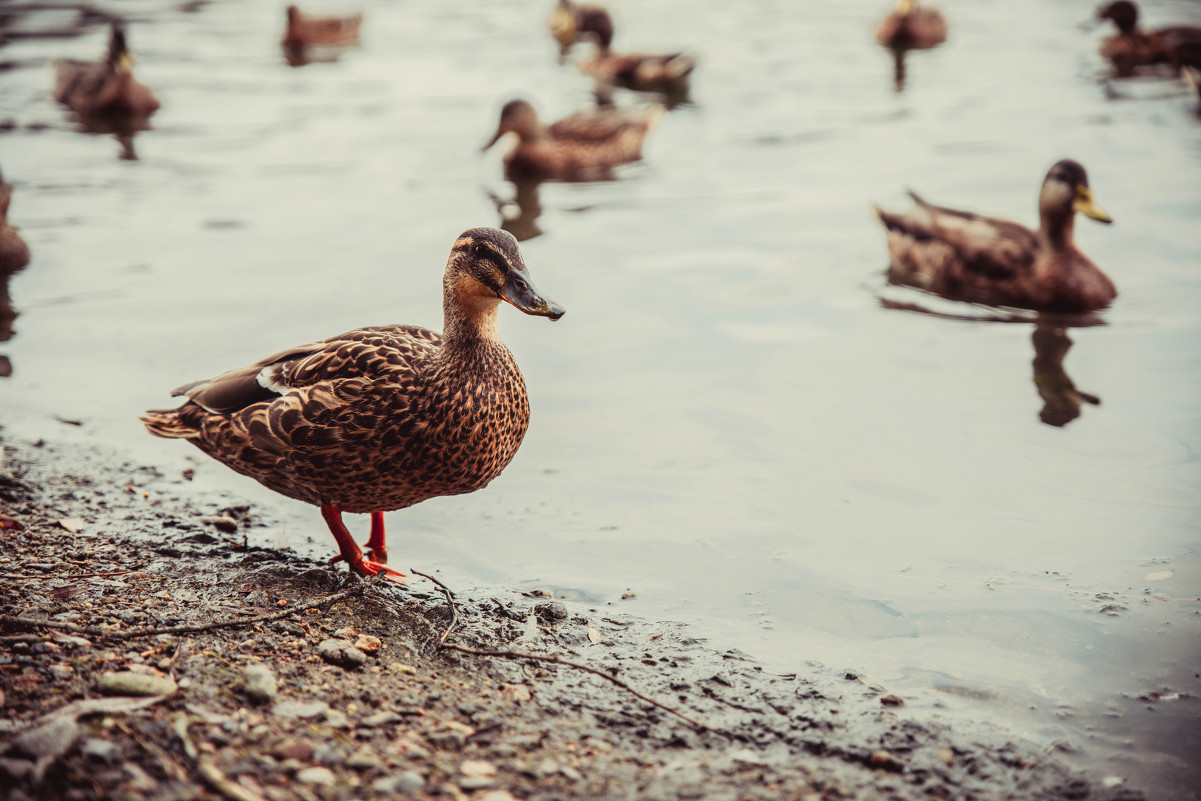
[489,179,544,242]
[281,5,363,67]
[875,0,947,92]
[0,169,31,379]
[1032,323,1100,427]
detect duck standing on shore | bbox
[53,22,159,122]
[874,160,1117,313]
[142,228,564,579]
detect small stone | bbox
[296,766,336,786]
[360,711,402,728]
[271,700,329,720]
[354,634,382,654]
[460,759,497,778]
[241,663,277,704]
[459,776,495,790]
[318,638,367,669]
[427,730,466,751]
[620,591,636,600]
[12,716,81,760]
[937,747,954,767]
[48,664,75,680]
[869,749,903,771]
[0,757,35,781]
[98,672,177,697]
[372,770,425,796]
[324,709,350,729]
[334,626,358,639]
[536,757,560,777]
[387,662,417,675]
[81,738,121,764]
[272,739,315,761]
[880,694,904,707]
[534,602,568,623]
[346,745,379,770]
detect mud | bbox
[0,428,1154,801]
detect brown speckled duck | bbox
[282,4,362,49]
[549,0,613,53]
[0,170,30,278]
[53,22,159,121]
[482,98,661,182]
[876,0,947,50]
[874,160,1117,313]
[1096,1,1201,76]
[577,18,696,97]
[141,228,564,579]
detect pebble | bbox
[371,770,425,796]
[0,757,34,782]
[360,711,402,728]
[12,716,81,760]
[81,738,121,764]
[534,602,568,623]
[869,749,903,771]
[459,777,495,790]
[296,766,336,787]
[271,700,329,720]
[48,664,75,680]
[880,694,905,707]
[346,745,379,770]
[241,663,278,704]
[354,634,382,654]
[318,638,368,669]
[324,709,350,729]
[426,730,466,751]
[98,672,177,697]
[461,760,497,778]
[272,739,315,761]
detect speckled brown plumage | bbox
[482,99,661,182]
[1097,1,1201,76]
[874,160,1117,314]
[573,13,695,97]
[876,0,947,50]
[142,228,564,578]
[0,171,30,278]
[53,22,159,121]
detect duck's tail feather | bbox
[140,409,200,439]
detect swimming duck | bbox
[482,99,661,182]
[549,0,613,53]
[876,0,947,50]
[282,4,362,63]
[1096,1,1201,76]
[0,170,30,278]
[874,160,1117,313]
[53,22,159,121]
[577,20,695,98]
[141,228,564,579]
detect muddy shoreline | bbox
[0,428,1156,801]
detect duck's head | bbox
[1097,1,1139,33]
[1040,159,1112,225]
[446,227,565,322]
[482,100,542,149]
[107,22,134,75]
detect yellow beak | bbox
[1074,185,1112,223]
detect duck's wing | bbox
[171,324,441,416]
[52,59,105,104]
[547,108,655,142]
[882,191,1039,279]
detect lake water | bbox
[2,0,1200,795]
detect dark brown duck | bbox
[142,228,564,579]
[876,0,947,50]
[53,22,159,120]
[874,160,1117,314]
[1096,0,1201,76]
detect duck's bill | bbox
[481,130,503,152]
[502,270,565,320]
[1074,186,1112,223]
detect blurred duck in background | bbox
[874,160,1117,314]
[549,0,613,55]
[53,22,159,122]
[482,99,662,182]
[571,13,695,104]
[1096,0,1201,77]
[875,0,947,91]
[1,169,30,379]
[281,4,362,65]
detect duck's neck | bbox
[441,288,504,354]
[1038,207,1075,253]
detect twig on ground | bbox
[0,573,384,644]
[414,570,724,736]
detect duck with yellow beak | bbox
[874,160,1117,313]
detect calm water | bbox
[3,0,1200,794]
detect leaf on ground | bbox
[588,627,601,643]
[0,513,24,531]
[57,518,86,533]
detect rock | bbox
[296,766,336,786]
[459,776,495,790]
[360,711,402,728]
[346,745,379,770]
[241,663,277,704]
[880,694,904,707]
[534,602,568,623]
[324,709,350,729]
[81,738,121,764]
[48,664,74,680]
[427,730,466,751]
[272,739,315,761]
[354,634,382,654]
[318,638,367,669]
[98,672,177,697]
[869,749,904,771]
[12,716,81,761]
[0,757,35,782]
[371,770,425,796]
[271,700,329,720]
[461,760,497,778]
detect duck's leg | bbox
[320,504,405,581]
[366,511,388,565]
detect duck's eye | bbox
[473,243,487,258]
